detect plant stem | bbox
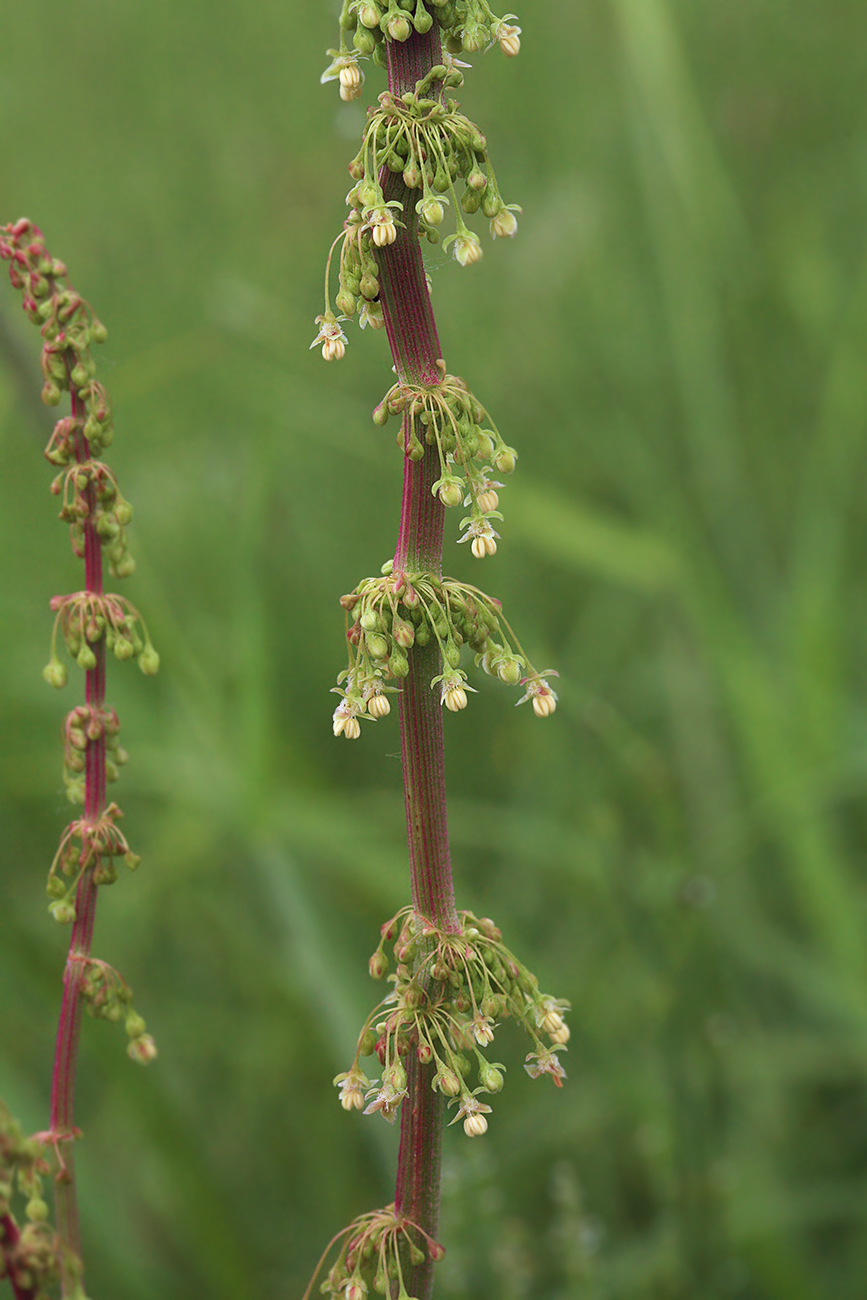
[375,12,459,1296]
[49,382,105,1297]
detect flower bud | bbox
[125,1011,147,1039]
[389,650,410,677]
[438,479,463,508]
[26,1197,49,1223]
[479,1064,505,1092]
[51,900,76,925]
[366,632,389,660]
[369,949,389,979]
[491,209,518,239]
[385,1061,407,1092]
[497,657,522,686]
[127,1033,158,1065]
[417,1041,433,1065]
[421,198,444,226]
[387,13,411,40]
[43,659,68,689]
[435,1068,461,1096]
[336,288,356,316]
[139,645,160,675]
[494,447,517,474]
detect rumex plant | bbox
[308,6,567,1299]
[0,220,158,1300]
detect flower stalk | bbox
[0,220,158,1299]
[311,5,566,1297]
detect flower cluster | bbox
[70,959,157,1065]
[0,1101,62,1300]
[43,590,159,693]
[302,1201,445,1300]
[332,563,557,736]
[0,220,114,452]
[344,83,520,261]
[333,908,569,1140]
[51,459,135,579]
[374,368,517,549]
[46,802,140,920]
[61,704,128,801]
[325,0,522,75]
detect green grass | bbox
[2,2,866,1296]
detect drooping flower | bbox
[320,50,365,101]
[471,1014,496,1046]
[452,230,482,267]
[363,1082,407,1123]
[490,208,519,239]
[458,517,499,558]
[333,1068,370,1111]
[494,20,522,57]
[448,1094,493,1137]
[310,312,348,362]
[524,1049,567,1087]
[516,674,559,717]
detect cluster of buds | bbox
[51,459,135,579]
[0,1102,62,1299]
[72,959,156,1064]
[325,0,521,72]
[43,590,159,691]
[0,220,114,452]
[332,563,557,736]
[333,908,569,1138]
[61,704,127,801]
[302,1201,445,1300]
[344,83,520,261]
[374,367,517,550]
[46,803,140,922]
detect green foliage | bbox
[2,1,866,1297]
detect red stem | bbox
[374,13,459,1297]
[48,380,105,1295]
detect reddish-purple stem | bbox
[48,379,105,1294]
[374,13,459,1297]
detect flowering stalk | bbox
[310,6,565,1299]
[0,220,158,1299]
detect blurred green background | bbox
[2,1,866,1297]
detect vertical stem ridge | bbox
[48,382,107,1293]
[374,13,457,1298]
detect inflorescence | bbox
[0,218,158,1062]
[0,1103,61,1300]
[334,907,570,1135]
[303,1201,446,1300]
[332,563,557,738]
[314,2,522,360]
